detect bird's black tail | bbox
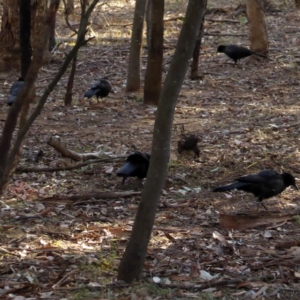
[213,182,248,192]
[116,162,138,177]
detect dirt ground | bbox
[1,0,300,299]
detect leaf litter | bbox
[1,0,300,299]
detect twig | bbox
[15,156,125,173]
[53,269,79,289]
[154,274,274,291]
[204,33,247,37]
[40,191,141,202]
[206,18,240,23]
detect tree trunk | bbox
[143,0,164,105]
[145,0,151,49]
[0,0,21,71]
[20,0,32,78]
[32,0,52,64]
[49,11,57,51]
[117,0,207,283]
[190,12,206,80]
[295,0,300,8]
[246,0,268,54]
[126,0,147,92]
[0,0,53,71]
[64,54,77,106]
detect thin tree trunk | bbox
[49,11,57,51]
[118,0,207,283]
[246,0,268,54]
[65,54,77,106]
[190,12,206,80]
[143,0,164,105]
[0,0,21,71]
[126,0,147,92]
[20,0,32,78]
[145,0,151,48]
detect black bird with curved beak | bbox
[217,45,267,64]
[84,78,111,101]
[117,151,150,184]
[7,77,24,106]
[213,169,298,209]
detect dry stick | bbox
[155,274,275,291]
[48,136,82,161]
[15,157,124,173]
[47,136,112,161]
[204,33,247,37]
[52,269,79,289]
[41,191,141,202]
[206,18,240,23]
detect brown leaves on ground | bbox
[1,0,300,299]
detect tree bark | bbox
[143,0,164,105]
[0,0,55,71]
[20,0,32,78]
[126,0,147,92]
[296,0,300,8]
[64,54,77,106]
[118,0,207,283]
[246,0,268,54]
[32,0,52,64]
[190,12,206,80]
[0,0,21,71]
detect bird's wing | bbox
[128,151,150,162]
[236,170,279,184]
[116,162,138,177]
[90,82,101,89]
[10,81,23,96]
[235,174,266,184]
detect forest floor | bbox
[1,0,300,299]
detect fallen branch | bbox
[41,191,141,202]
[16,156,125,173]
[48,136,88,161]
[204,33,247,37]
[206,18,240,23]
[155,274,274,291]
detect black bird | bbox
[213,170,297,209]
[7,77,24,106]
[84,78,111,101]
[117,151,150,184]
[217,45,267,64]
[177,135,200,158]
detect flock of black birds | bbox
[117,149,298,210]
[6,77,112,106]
[5,45,264,106]
[4,44,296,210]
